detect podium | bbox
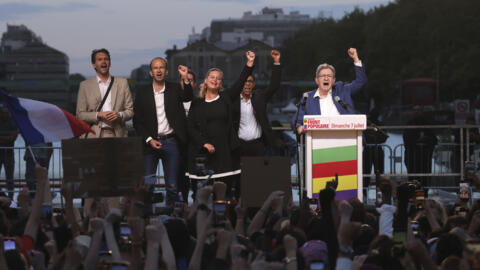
[304,115,366,202]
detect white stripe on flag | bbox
[18,98,74,141]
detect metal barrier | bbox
[1,125,478,201]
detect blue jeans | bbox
[144,137,180,206]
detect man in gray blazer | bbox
[76,48,133,138]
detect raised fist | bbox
[348,48,359,62]
[246,51,255,67]
[270,50,280,64]
[178,65,189,78]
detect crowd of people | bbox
[1,164,480,269]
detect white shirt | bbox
[153,84,173,135]
[376,204,397,237]
[97,76,113,128]
[314,90,340,116]
[238,96,262,141]
[146,84,173,143]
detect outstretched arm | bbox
[263,50,282,101]
[225,51,255,101]
[178,65,193,101]
[343,48,367,95]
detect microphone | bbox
[301,92,308,107]
[334,96,349,112]
[298,92,308,109]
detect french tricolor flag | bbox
[0,89,94,145]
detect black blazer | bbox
[133,81,192,152]
[187,65,253,154]
[232,64,282,146]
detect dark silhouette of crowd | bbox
[1,164,480,269]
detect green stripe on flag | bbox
[312,145,357,164]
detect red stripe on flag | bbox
[59,108,95,136]
[312,160,357,178]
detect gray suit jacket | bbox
[76,76,134,138]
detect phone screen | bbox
[111,265,128,270]
[4,240,16,250]
[214,201,227,226]
[120,226,131,235]
[310,261,325,270]
[214,202,226,213]
[42,205,52,218]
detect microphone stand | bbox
[293,100,305,204]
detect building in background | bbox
[0,25,71,111]
[191,7,318,47]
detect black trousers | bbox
[239,138,265,157]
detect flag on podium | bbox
[0,89,94,145]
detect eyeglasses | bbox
[246,80,255,83]
[317,74,334,78]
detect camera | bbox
[414,189,425,210]
[195,155,214,177]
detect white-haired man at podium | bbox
[292,48,367,134]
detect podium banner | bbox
[304,115,366,201]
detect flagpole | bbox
[27,145,38,164]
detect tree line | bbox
[281,0,480,106]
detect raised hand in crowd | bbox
[146,218,176,270]
[284,234,298,270]
[404,219,437,270]
[247,190,284,236]
[28,249,46,270]
[235,198,246,236]
[216,228,234,261]
[189,213,215,270]
[104,208,122,261]
[84,217,104,270]
[213,181,227,201]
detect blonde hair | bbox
[199,68,224,98]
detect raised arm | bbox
[225,51,255,101]
[83,218,104,269]
[263,50,282,101]
[24,165,48,241]
[343,48,367,95]
[178,65,193,101]
[247,190,284,237]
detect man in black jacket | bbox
[232,50,282,157]
[133,57,192,206]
